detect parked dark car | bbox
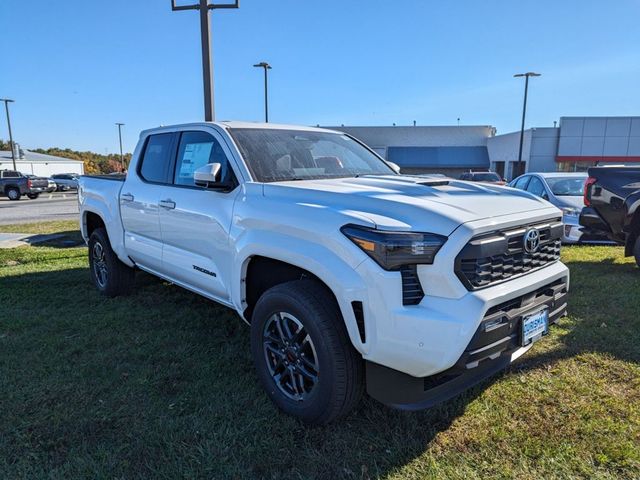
[459,171,506,185]
[580,166,640,266]
[0,170,48,200]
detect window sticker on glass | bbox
[178,142,213,179]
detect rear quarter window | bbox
[139,133,175,183]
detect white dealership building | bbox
[0,147,84,177]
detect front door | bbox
[120,132,176,272]
[158,129,240,301]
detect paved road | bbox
[0,192,79,225]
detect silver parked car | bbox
[50,173,79,191]
[508,172,610,244]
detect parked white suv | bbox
[78,122,569,424]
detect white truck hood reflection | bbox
[263,175,555,236]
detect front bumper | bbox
[366,274,567,409]
[562,214,583,243]
[356,259,569,379]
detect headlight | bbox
[561,207,581,217]
[341,224,446,270]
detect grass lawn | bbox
[1,221,639,479]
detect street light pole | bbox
[116,123,125,170]
[171,0,240,122]
[253,62,272,122]
[0,98,17,170]
[513,72,541,166]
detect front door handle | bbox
[159,199,176,210]
[121,192,134,202]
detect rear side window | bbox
[513,176,530,190]
[3,171,20,178]
[139,133,174,183]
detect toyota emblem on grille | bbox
[523,228,541,254]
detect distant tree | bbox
[0,139,9,150]
[30,146,132,174]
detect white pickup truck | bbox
[79,121,569,424]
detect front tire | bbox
[250,280,364,425]
[6,187,20,201]
[88,227,135,297]
[634,236,640,268]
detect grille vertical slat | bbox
[400,265,424,305]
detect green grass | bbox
[1,222,639,479]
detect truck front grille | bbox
[455,219,563,291]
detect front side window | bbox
[139,133,174,183]
[229,128,394,182]
[173,131,233,186]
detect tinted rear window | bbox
[140,134,174,183]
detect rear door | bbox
[157,128,240,301]
[120,132,177,272]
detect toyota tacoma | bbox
[78,122,569,424]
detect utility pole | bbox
[253,62,272,122]
[513,72,541,166]
[0,98,17,170]
[116,123,125,171]
[171,0,240,122]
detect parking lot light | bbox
[116,123,125,171]
[513,72,541,170]
[253,62,272,123]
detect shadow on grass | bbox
[31,230,85,248]
[0,254,638,478]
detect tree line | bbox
[1,139,131,174]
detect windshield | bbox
[473,172,501,182]
[229,128,395,182]
[546,177,586,196]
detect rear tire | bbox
[6,187,20,201]
[250,279,364,425]
[88,227,135,297]
[27,193,40,200]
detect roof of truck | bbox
[140,121,340,137]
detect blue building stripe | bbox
[387,146,490,169]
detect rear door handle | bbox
[159,199,176,210]
[121,192,134,202]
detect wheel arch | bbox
[238,249,368,354]
[81,207,133,267]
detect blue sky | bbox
[1,0,640,153]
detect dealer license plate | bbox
[521,308,549,346]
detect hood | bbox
[262,175,556,235]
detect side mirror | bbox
[386,161,401,174]
[194,163,222,188]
